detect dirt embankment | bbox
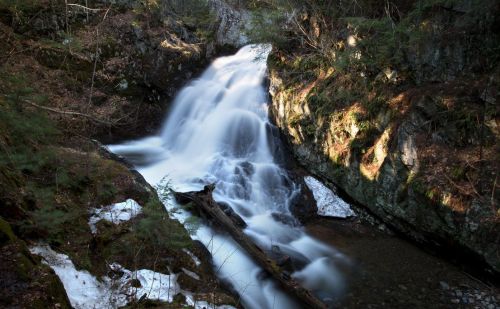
[0,0,239,307]
[0,0,241,143]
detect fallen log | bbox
[174,184,327,309]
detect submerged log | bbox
[174,184,327,309]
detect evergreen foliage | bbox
[137,200,193,250]
[248,0,499,79]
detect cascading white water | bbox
[109,44,349,308]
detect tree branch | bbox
[67,3,106,12]
[24,100,116,126]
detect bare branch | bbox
[67,3,106,12]
[87,4,112,107]
[24,100,116,126]
[492,173,498,212]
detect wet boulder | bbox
[287,173,318,223]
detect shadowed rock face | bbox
[0,218,71,309]
[269,70,500,274]
[266,1,500,274]
[287,173,318,223]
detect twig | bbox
[87,28,99,107]
[491,173,498,212]
[215,247,238,274]
[67,3,106,12]
[461,269,494,290]
[0,47,15,61]
[443,174,479,198]
[464,159,478,171]
[87,4,112,108]
[24,100,116,126]
[85,0,89,22]
[465,174,481,197]
[64,0,69,34]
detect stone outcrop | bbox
[269,65,499,274]
[265,0,499,275]
[208,0,252,47]
[0,218,72,308]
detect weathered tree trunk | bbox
[174,184,327,309]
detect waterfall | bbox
[109,44,348,308]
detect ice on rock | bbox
[304,176,355,218]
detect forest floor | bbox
[0,1,238,307]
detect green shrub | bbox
[137,200,193,250]
[0,74,60,173]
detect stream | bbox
[108,45,499,308]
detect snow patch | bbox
[29,245,127,308]
[110,263,179,303]
[184,292,237,309]
[304,176,355,218]
[30,245,180,308]
[181,267,200,280]
[89,199,142,234]
[182,248,201,266]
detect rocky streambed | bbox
[307,217,499,308]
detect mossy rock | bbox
[0,219,71,308]
[34,47,94,79]
[0,217,16,244]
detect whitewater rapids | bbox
[109,44,349,308]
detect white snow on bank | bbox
[29,245,127,308]
[89,199,142,234]
[184,292,237,309]
[182,248,201,266]
[110,263,179,303]
[30,245,179,308]
[304,176,355,218]
[181,267,200,280]
[132,270,178,302]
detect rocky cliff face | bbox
[267,1,499,274]
[208,0,252,47]
[270,77,499,272]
